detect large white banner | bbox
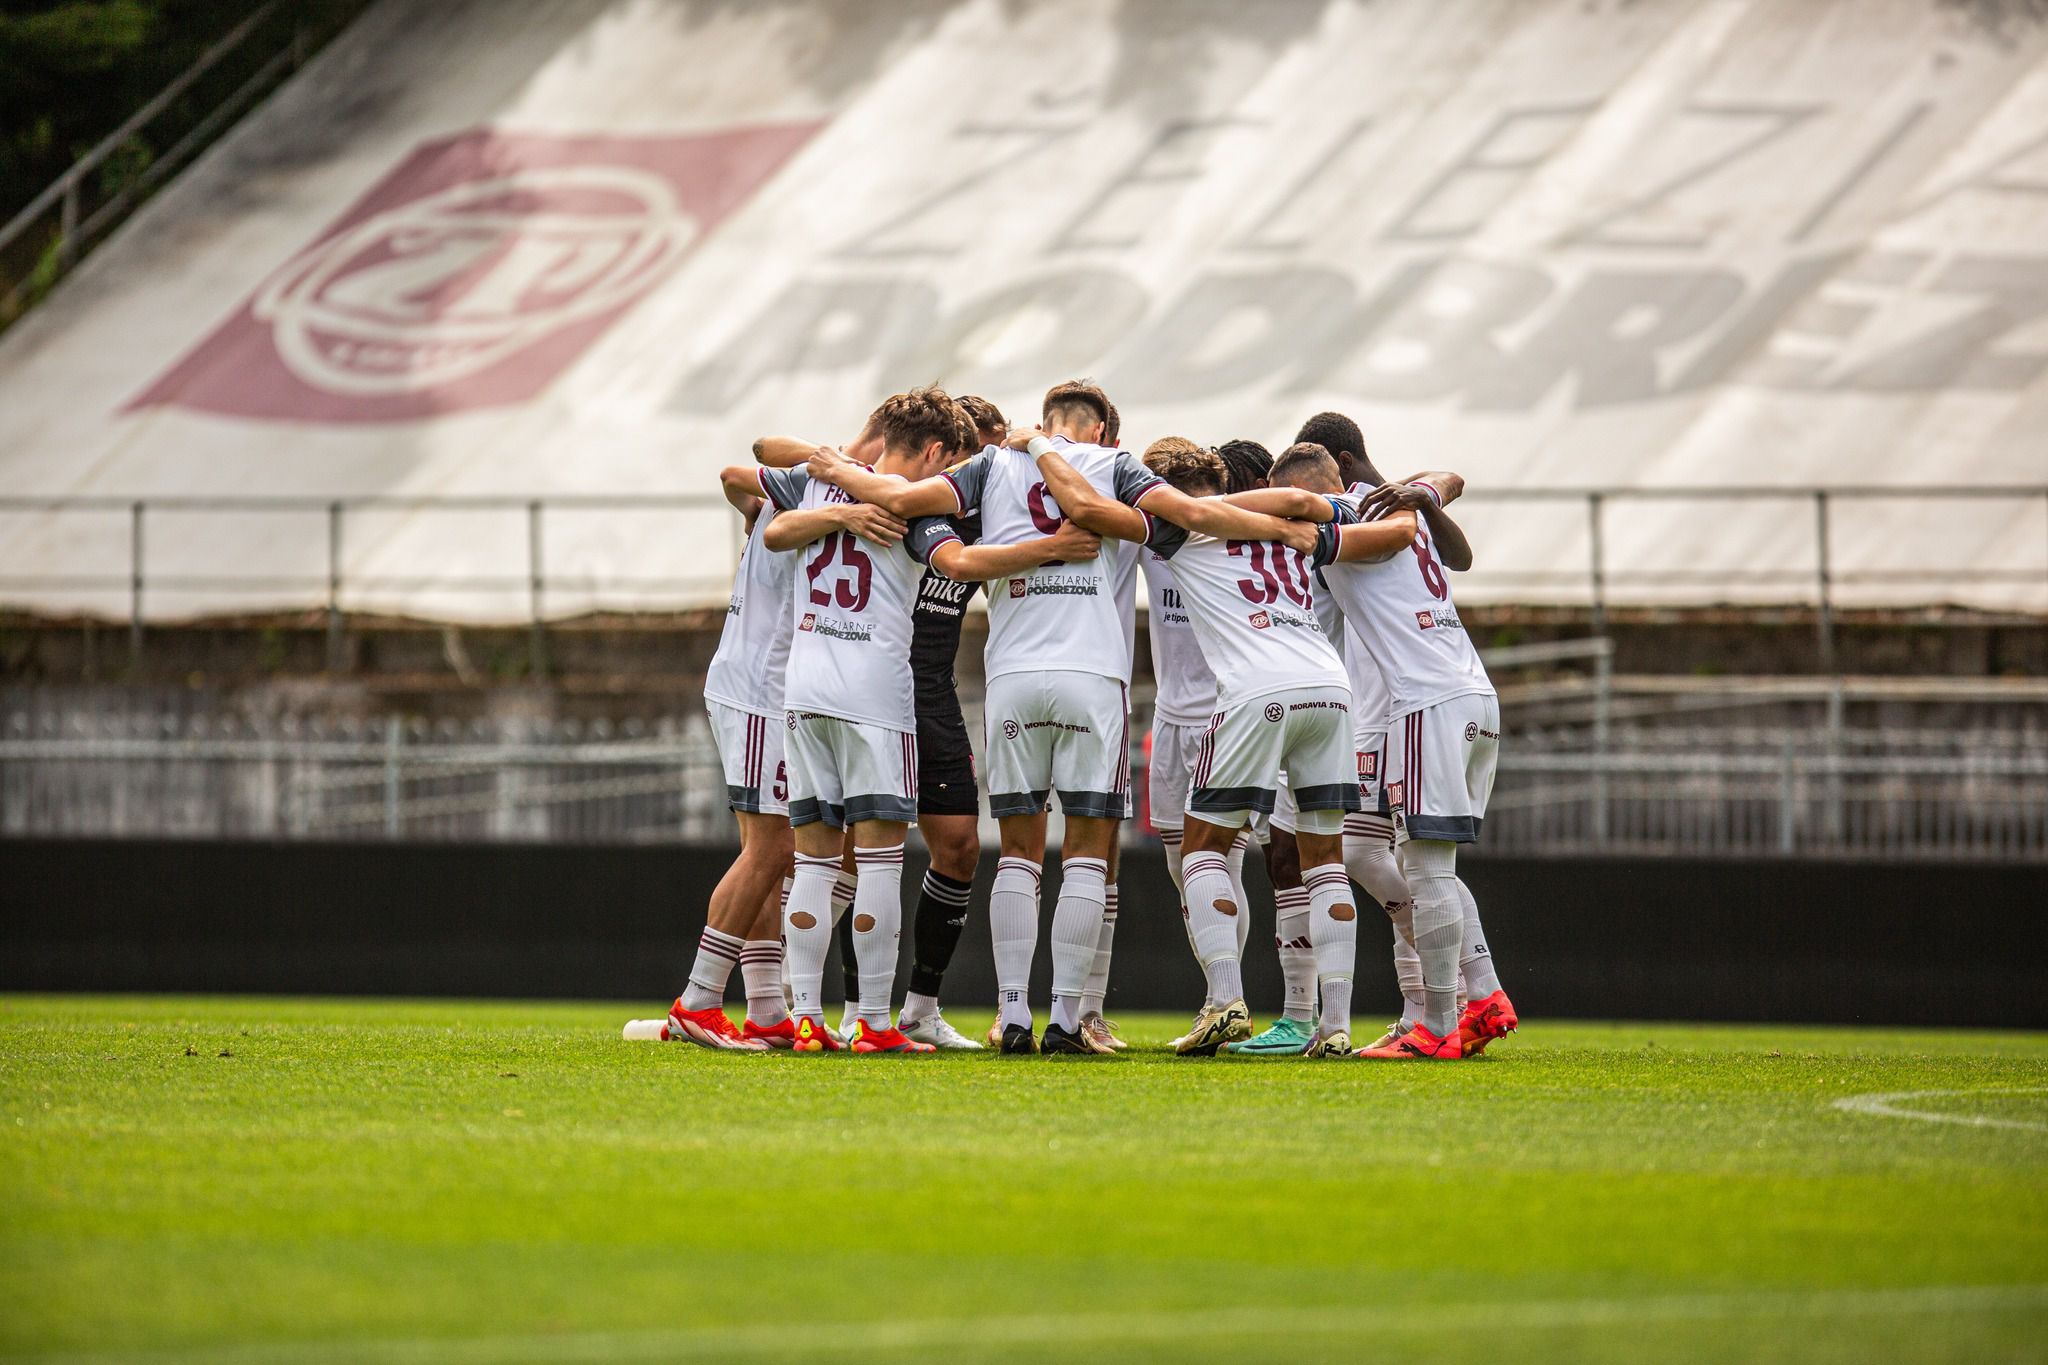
[1,0,2043,621]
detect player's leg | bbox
[1275,691,1366,1056]
[1361,701,1489,1060]
[983,672,1054,1052]
[1175,699,1284,1054]
[990,811,1047,1049]
[1445,693,1515,1054]
[670,706,787,1050]
[899,684,981,1047]
[1227,792,1316,1055]
[739,874,794,1046]
[900,810,982,1048]
[832,834,861,1039]
[1342,725,1422,1043]
[1040,673,1129,1055]
[782,713,852,1051]
[833,721,931,1054]
[1177,814,1256,1053]
[1078,837,1125,1052]
[1149,718,1204,974]
[1263,817,1313,1016]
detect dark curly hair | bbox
[1214,438,1274,495]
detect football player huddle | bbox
[659,380,1515,1060]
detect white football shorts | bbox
[784,710,918,829]
[709,701,788,817]
[1187,686,1360,836]
[1386,692,1499,844]
[984,669,1131,820]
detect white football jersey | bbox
[941,437,1163,685]
[758,466,962,733]
[1342,625,1394,732]
[1147,520,1348,709]
[704,507,798,718]
[1140,551,1219,726]
[1320,497,1493,717]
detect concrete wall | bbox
[5,839,2041,1027]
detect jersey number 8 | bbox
[1412,529,1448,600]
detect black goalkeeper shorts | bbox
[916,697,979,817]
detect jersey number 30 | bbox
[806,532,873,611]
[1229,540,1312,607]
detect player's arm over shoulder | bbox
[808,446,969,518]
[1330,507,1419,563]
[1029,444,1150,542]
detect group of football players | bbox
[655,379,1515,1059]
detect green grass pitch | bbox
[2,996,2045,1364]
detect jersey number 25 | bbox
[806,532,873,612]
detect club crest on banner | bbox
[128,125,819,422]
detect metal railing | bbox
[1,485,2042,671]
[7,693,2045,859]
[0,493,741,676]
[0,4,370,325]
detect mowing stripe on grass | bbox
[1834,1088,2048,1132]
[21,1284,2048,1364]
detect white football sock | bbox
[1455,875,1501,998]
[783,853,839,1022]
[1049,856,1107,1033]
[1303,862,1357,1039]
[1226,831,1252,957]
[1344,812,1412,912]
[1402,838,1465,1038]
[1081,882,1118,1017]
[741,940,787,1026]
[850,844,904,1028]
[1273,886,1314,1023]
[679,925,745,1012]
[1394,930,1426,1028]
[899,990,939,1026]
[1160,827,1202,968]
[990,855,1041,1029]
[1349,813,1421,1021]
[778,876,795,1010]
[1182,848,1244,1004]
[829,869,857,927]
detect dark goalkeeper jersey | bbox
[910,509,980,713]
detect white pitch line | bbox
[1833,1088,2048,1133]
[16,1284,2048,1365]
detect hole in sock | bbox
[788,911,817,930]
[1214,899,1239,918]
[1331,902,1356,922]
[853,913,876,932]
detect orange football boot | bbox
[1355,1022,1461,1059]
[667,1000,769,1051]
[742,1016,798,1049]
[791,1015,844,1052]
[847,1020,937,1054]
[1456,989,1519,1057]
